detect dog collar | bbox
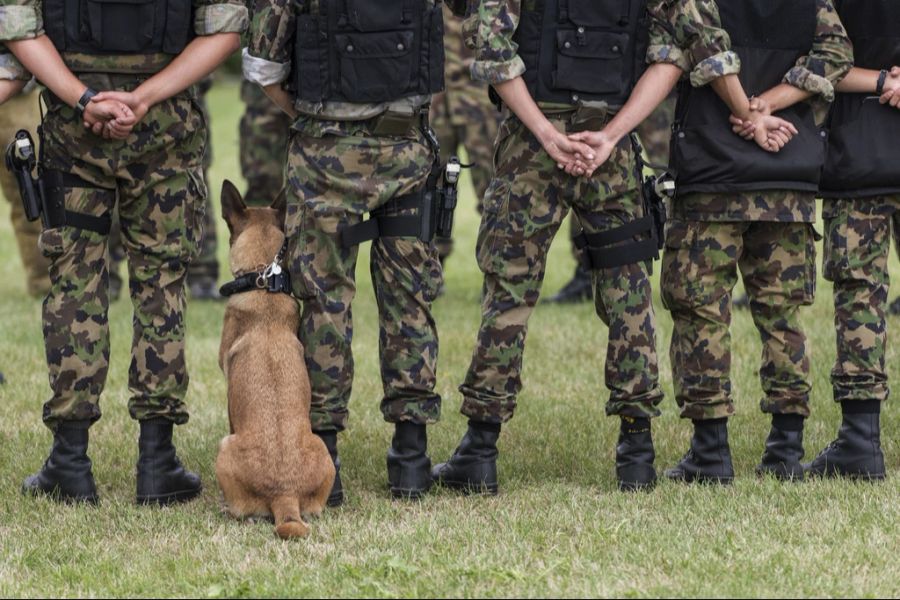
[220,241,292,298]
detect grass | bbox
[1,75,899,598]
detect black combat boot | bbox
[546,263,593,304]
[22,420,99,504]
[756,414,805,481]
[189,278,223,301]
[616,417,656,491]
[386,422,432,499]
[431,420,499,495]
[136,418,202,505]
[888,296,900,316]
[665,418,734,484]
[805,401,885,480]
[315,431,344,507]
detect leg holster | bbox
[339,189,431,248]
[41,170,113,235]
[574,216,659,270]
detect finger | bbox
[891,66,900,77]
[91,121,105,136]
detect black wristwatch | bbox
[75,88,98,115]
[876,69,888,95]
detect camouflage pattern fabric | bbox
[661,218,818,420]
[0,87,49,297]
[431,5,501,259]
[459,115,664,423]
[286,116,443,433]
[239,79,290,206]
[823,197,900,405]
[37,73,207,430]
[186,77,219,286]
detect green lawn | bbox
[0,76,898,598]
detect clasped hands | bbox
[79,90,150,140]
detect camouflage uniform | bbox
[455,1,695,424]
[824,198,900,406]
[185,76,220,287]
[0,86,49,298]
[11,0,248,430]
[239,79,290,206]
[430,4,502,260]
[655,0,853,421]
[245,0,443,433]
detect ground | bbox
[0,77,898,598]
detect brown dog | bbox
[215,180,334,539]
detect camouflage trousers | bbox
[430,89,501,260]
[824,197,900,404]
[459,115,664,423]
[286,117,443,432]
[661,218,818,420]
[38,75,207,429]
[0,88,49,298]
[240,80,290,206]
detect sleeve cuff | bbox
[689,51,741,87]
[646,44,691,73]
[0,5,43,40]
[194,4,249,36]
[0,53,29,81]
[470,56,526,85]
[783,66,835,103]
[242,48,290,87]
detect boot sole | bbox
[756,465,804,482]
[326,492,344,508]
[664,472,734,486]
[22,485,99,505]
[804,467,886,482]
[137,486,202,506]
[434,478,499,496]
[618,479,657,492]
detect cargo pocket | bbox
[85,0,157,53]
[475,180,511,276]
[336,31,416,103]
[182,169,207,262]
[661,219,704,311]
[553,29,628,96]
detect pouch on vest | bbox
[670,0,826,195]
[44,0,194,55]
[294,0,444,104]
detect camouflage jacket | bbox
[437,5,495,126]
[463,0,701,111]
[244,0,437,121]
[0,0,39,80]
[1,0,247,75]
[656,0,853,223]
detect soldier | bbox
[430,3,502,271]
[238,79,290,206]
[548,95,677,305]
[6,0,247,504]
[806,0,900,480]
[0,84,49,298]
[245,0,448,502]
[431,0,704,493]
[635,0,852,483]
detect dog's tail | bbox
[271,495,309,540]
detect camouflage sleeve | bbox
[782,0,853,103]
[243,0,294,86]
[465,0,526,85]
[194,0,249,36]
[646,2,691,72]
[648,1,740,87]
[0,47,29,80]
[0,0,43,40]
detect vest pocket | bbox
[336,31,415,103]
[84,0,157,53]
[825,100,900,192]
[295,14,324,100]
[553,30,628,95]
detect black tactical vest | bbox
[293,0,445,104]
[821,0,900,198]
[670,0,827,195]
[43,0,194,55]
[513,0,650,107]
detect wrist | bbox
[876,69,889,95]
[74,86,96,114]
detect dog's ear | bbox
[221,180,248,232]
[271,188,288,229]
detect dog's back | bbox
[214,181,334,539]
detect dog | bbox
[215,180,334,539]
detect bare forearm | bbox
[132,33,240,109]
[604,63,681,143]
[0,79,27,104]
[711,74,752,119]
[6,36,86,107]
[494,77,557,143]
[757,83,813,114]
[836,67,886,94]
[262,83,298,119]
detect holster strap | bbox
[340,191,423,248]
[575,216,659,270]
[42,169,113,235]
